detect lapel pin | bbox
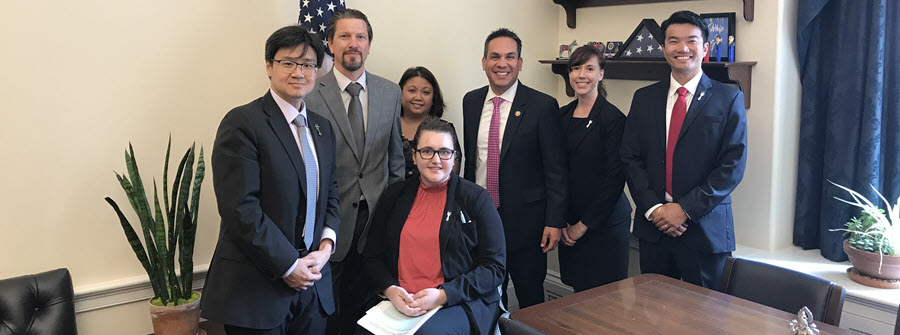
[586,120,593,128]
[515,111,521,117]
[315,124,322,136]
[698,92,706,100]
[446,211,451,221]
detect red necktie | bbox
[666,87,688,197]
[486,97,503,207]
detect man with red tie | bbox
[620,10,748,290]
[462,28,568,308]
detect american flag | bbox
[298,0,346,56]
[621,27,663,59]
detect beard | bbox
[340,51,363,72]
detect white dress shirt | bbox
[475,80,519,188]
[270,89,337,278]
[333,69,369,128]
[645,71,703,220]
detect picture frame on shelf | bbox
[701,12,736,62]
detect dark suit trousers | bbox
[638,236,731,290]
[502,246,547,309]
[327,200,369,335]
[223,283,325,335]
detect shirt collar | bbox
[668,71,703,97]
[270,88,308,126]
[484,80,519,105]
[334,69,368,93]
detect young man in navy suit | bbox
[462,28,568,309]
[620,10,748,290]
[201,26,340,334]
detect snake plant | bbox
[105,136,205,306]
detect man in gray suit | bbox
[304,8,404,335]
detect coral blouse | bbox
[397,179,448,293]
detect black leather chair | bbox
[719,257,845,326]
[0,268,77,335]
[498,316,545,335]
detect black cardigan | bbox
[363,173,506,333]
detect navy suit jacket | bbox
[462,83,568,251]
[620,74,747,254]
[201,92,340,329]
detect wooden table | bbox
[511,274,848,334]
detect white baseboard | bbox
[544,270,574,301]
[73,264,208,313]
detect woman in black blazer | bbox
[362,117,506,334]
[558,45,633,292]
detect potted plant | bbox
[831,181,900,288]
[105,137,205,334]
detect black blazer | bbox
[620,74,748,254]
[462,83,568,251]
[559,96,629,230]
[363,174,506,334]
[201,92,341,329]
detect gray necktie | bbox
[345,82,365,152]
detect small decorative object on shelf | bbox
[789,306,820,335]
[701,12,736,62]
[604,41,623,59]
[615,19,665,60]
[728,36,735,62]
[587,41,603,50]
[558,44,570,59]
[558,40,578,59]
[714,35,723,62]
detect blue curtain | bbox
[794,0,900,261]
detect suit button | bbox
[359,173,363,178]
[352,202,358,208]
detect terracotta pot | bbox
[149,292,204,335]
[843,240,900,280]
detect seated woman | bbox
[398,66,461,176]
[362,117,506,334]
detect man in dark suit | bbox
[462,28,568,309]
[201,26,340,334]
[620,10,748,290]
[303,8,404,334]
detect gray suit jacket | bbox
[305,70,405,261]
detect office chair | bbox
[719,257,845,326]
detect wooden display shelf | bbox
[539,59,756,108]
[553,0,755,28]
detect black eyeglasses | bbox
[415,148,455,160]
[271,59,318,73]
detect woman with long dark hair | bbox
[558,45,633,292]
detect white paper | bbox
[357,300,442,335]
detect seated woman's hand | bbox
[408,288,447,311]
[385,285,425,317]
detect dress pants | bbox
[502,246,547,309]
[638,235,731,290]
[223,283,325,335]
[327,200,369,335]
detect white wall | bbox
[0,0,558,333]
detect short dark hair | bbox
[327,9,374,42]
[568,45,608,98]
[660,10,709,43]
[265,25,325,68]
[399,66,446,118]
[413,116,459,151]
[483,28,522,58]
